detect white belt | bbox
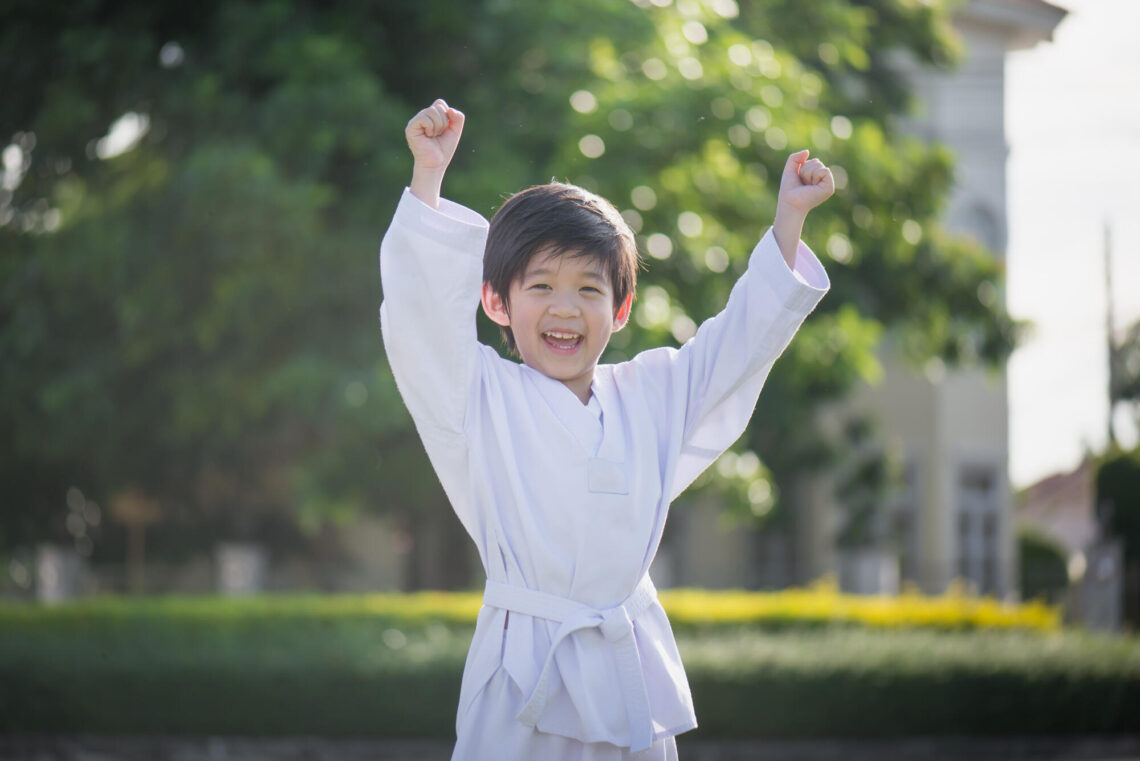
[482,575,658,752]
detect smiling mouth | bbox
[543,331,583,351]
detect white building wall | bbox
[845,2,1063,598]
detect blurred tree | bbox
[1095,447,1140,626]
[0,0,1017,587]
[1017,526,1069,604]
[1111,317,1140,429]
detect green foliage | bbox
[1018,527,1069,603]
[1097,448,1140,563]
[1112,318,1140,426]
[1,597,1137,736]
[1,0,1018,568]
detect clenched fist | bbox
[406,99,465,173]
[777,150,835,215]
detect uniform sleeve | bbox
[646,229,830,501]
[379,188,488,437]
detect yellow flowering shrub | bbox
[659,575,1060,631]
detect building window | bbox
[956,463,1001,595]
[892,459,920,585]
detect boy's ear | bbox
[481,282,511,327]
[613,292,633,332]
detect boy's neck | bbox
[563,376,594,405]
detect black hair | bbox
[483,182,640,353]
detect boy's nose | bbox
[549,297,580,317]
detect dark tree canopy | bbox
[0,0,1016,578]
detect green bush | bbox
[2,596,1138,737]
[1018,527,1070,604]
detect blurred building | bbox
[659,0,1067,598]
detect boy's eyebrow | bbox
[524,262,609,283]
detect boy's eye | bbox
[529,283,551,291]
[580,286,601,294]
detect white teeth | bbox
[545,331,579,340]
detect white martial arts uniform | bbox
[379,189,829,760]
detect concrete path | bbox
[3,735,1140,761]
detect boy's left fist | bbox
[777,150,835,215]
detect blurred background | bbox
[3,0,1138,625]
[3,0,1140,754]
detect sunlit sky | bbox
[1005,0,1140,488]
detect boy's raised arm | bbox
[405,99,465,209]
[380,100,486,440]
[659,149,833,500]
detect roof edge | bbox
[957,0,1068,50]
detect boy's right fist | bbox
[406,99,465,172]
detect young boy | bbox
[380,99,833,760]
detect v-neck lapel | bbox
[586,366,630,495]
[524,366,604,456]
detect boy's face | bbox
[481,248,631,404]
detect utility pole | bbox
[1105,221,1118,448]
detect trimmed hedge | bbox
[1,592,1135,738]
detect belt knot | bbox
[599,606,634,642]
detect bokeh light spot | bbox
[736,450,760,478]
[678,211,703,237]
[826,233,853,264]
[678,57,704,80]
[636,285,671,328]
[621,208,644,233]
[2,145,22,174]
[818,42,840,66]
[902,219,923,244]
[579,134,606,158]
[570,90,598,114]
[647,233,673,259]
[760,85,783,108]
[831,164,849,190]
[682,21,708,45]
[745,106,771,131]
[749,479,774,515]
[96,112,150,159]
[631,185,657,210]
[704,246,729,272]
[642,58,668,80]
[710,0,739,19]
[159,41,185,68]
[727,43,752,67]
[764,127,787,150]
[671,314,697,343]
